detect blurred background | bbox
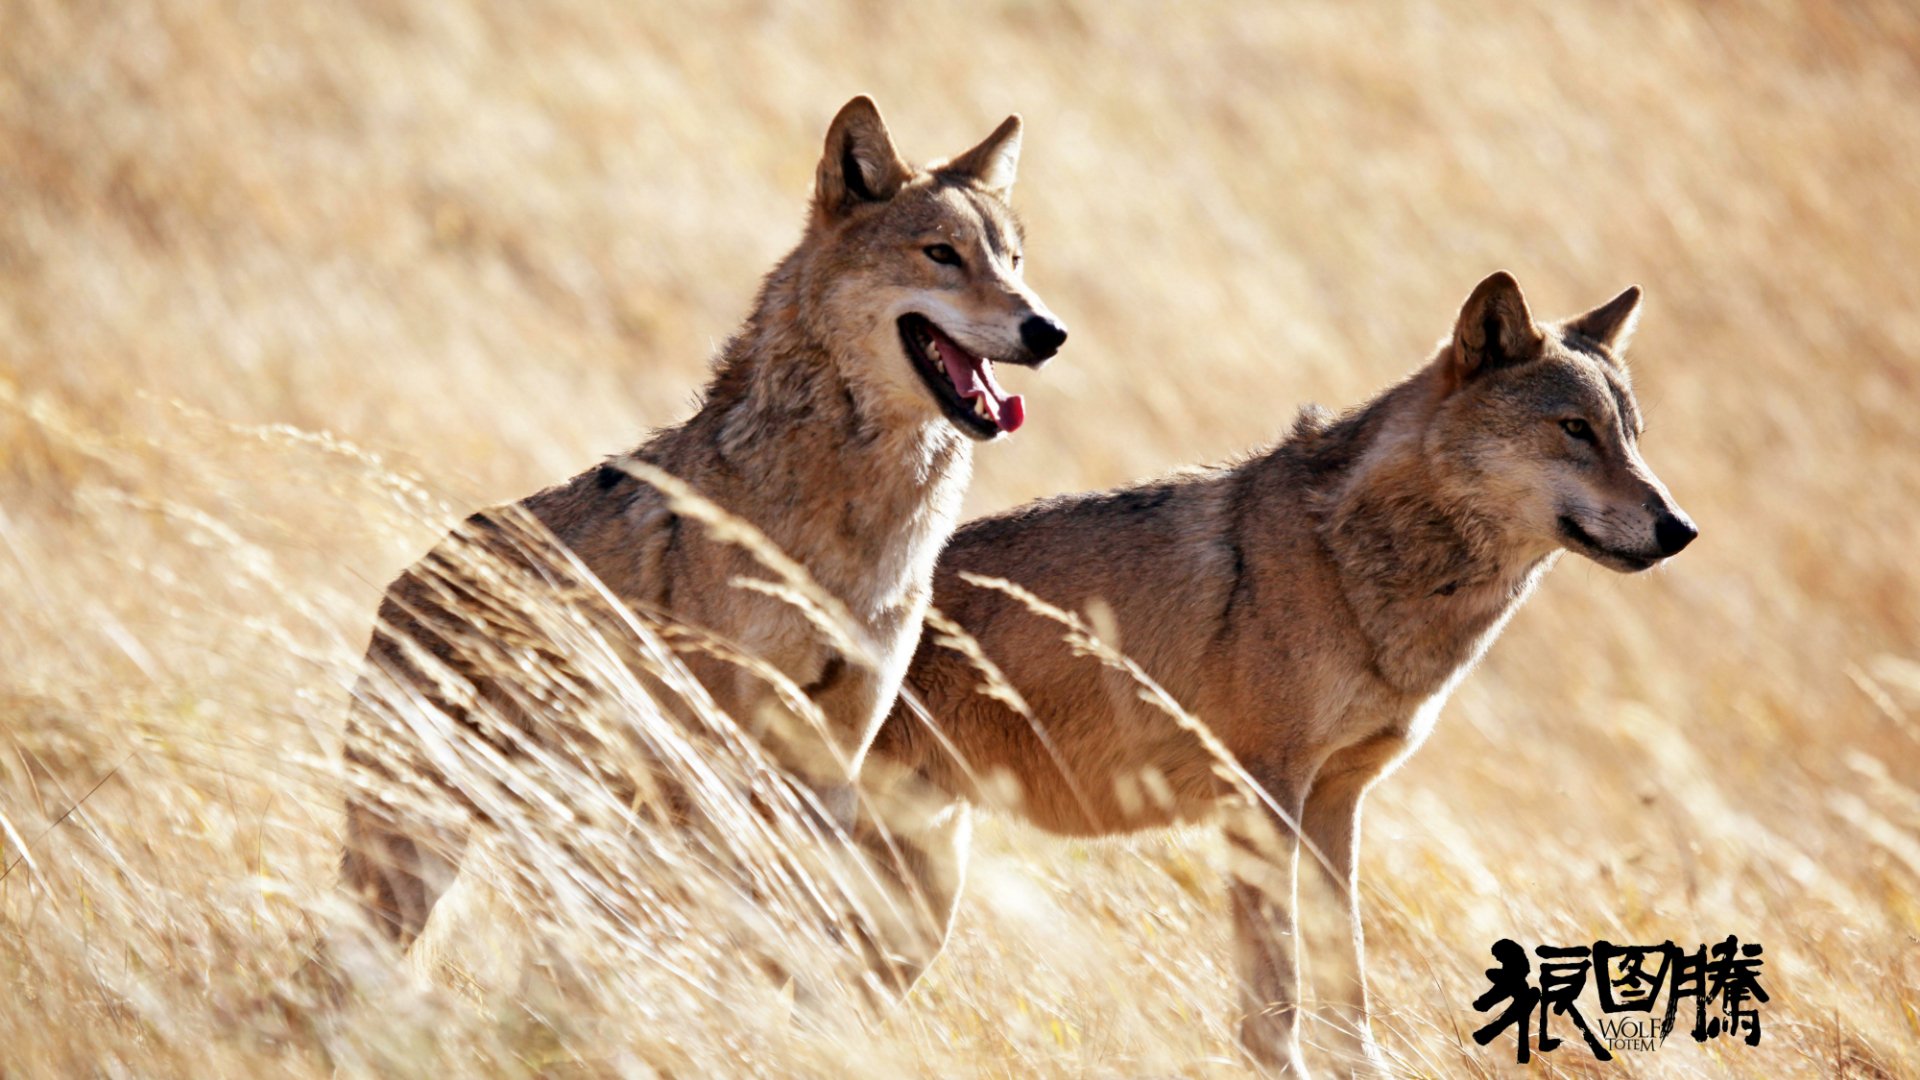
[3,1,1918,1076]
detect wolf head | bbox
[1428,271,1697,572]
[792,96,1067,442]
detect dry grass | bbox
[5,1,1920,1076]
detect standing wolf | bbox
[866,272,1695,1074]
[338,96,1067,952]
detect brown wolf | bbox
[864,272,1695,1075]
[337,96,1067,953]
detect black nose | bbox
[1019,315,1068,360]
[1653,511,1698,556]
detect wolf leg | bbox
[849,779,972,998]
[340,792,471,953]
[1224,780,1313,1078]
[1298,750,1394,1078]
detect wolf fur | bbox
[864,272,1696,1075]
[337,95,1067,953]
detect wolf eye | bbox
[924,244,963,267]
[1560,418,1595,442]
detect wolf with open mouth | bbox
[333,96,1067,968]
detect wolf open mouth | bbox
[1557,515,1657,573]
[898,314,1024,439]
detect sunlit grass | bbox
[5,1,1920,1076]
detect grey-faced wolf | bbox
[337,96,1067,955]
[864,272,1695,1075]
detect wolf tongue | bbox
[975,359,1024,433]
[939,344,1025,434]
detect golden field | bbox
[3,1,1919,1076]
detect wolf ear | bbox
[1448,271,1543,388]
[941,114,1023,199]
[816,96,912,221]
[1564,285,1643,353]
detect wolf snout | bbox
[1019,314,1068,361]
[1653,509,1698,557]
